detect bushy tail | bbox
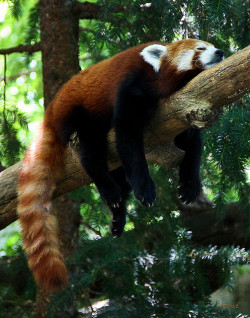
[17,123,67,291]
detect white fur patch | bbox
[140,44,167,72]
[176,49,195,71]
[196,42,207,49]
[199,46,217,67]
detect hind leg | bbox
[109,166,132,237]
[174,128,202,204]
[78,131,122,208]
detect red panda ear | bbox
[140,44,166,72]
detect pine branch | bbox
[0,43,41,55]
[0,45,249,231]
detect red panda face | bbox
[140,39,224,73]
[194,41,225,69]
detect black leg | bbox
[174,128,202,204]
[109,167,131,237]
[78,131,122,208]
[114,73,157,207]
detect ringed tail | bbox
[17,121,67,291]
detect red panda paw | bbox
[177,179,201,205]
[98,183,122,208]
[110,203,127,238]
[133,177,156,207]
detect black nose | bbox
[215,49,224,58]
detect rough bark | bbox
[0,45,249,231]
[75,1,125,20]
[37,1,82,316]
[40,0,80,106]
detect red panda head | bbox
[140,39,224,73]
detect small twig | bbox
[0,69,37,82]
[79,27,97,35]
[0,299,33,308]
[81,220,102,237]
[3,55,6,113]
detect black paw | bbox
[98,183,122,208]
[110,204,126,238]
[133,177,156,207]
[177,178,201,204]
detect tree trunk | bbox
[40,0,80,106]
[36,1,81,316]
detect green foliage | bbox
[0,246,36,317]
[92,0,249,56]
[24,1,40,45]
[48,216,249,316]
[202,99,250,213]
[0,99,28,166]
[0,0,43,166]
[5,0,27,20]
[0,222,21,256]
[186,0,249,48]
[48,166,249,316]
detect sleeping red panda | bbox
[17,39,224,291]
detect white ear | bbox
[140,44,166,72]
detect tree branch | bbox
[182,201,250,249]
[0,46,249,230]
[0,69,37,82]
[75,1,125,20]
[75,1,100,19]
[0,43,41,55]
[81,221,102,237]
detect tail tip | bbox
[34,262,68,292]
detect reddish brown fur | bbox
[45,39,209,131]
[17,39,210,291]
[44,43,161,132]
[17,124,67,291]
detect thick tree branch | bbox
[75,1,125,20]
[0,43,41,55]
[0,46,249,230]
[75,1,100,19]
[182,201,250,249]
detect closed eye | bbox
[197,47,206,50]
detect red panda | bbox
[17,39,224,292]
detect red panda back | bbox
[47,42,162,127]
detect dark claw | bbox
[110,203,127,238]
[177,178,201,204]
[133,177,156,207]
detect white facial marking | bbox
[199,45,218,69]
[140,44,167,72]
[176,49,195,71]
[196,42,207,49]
